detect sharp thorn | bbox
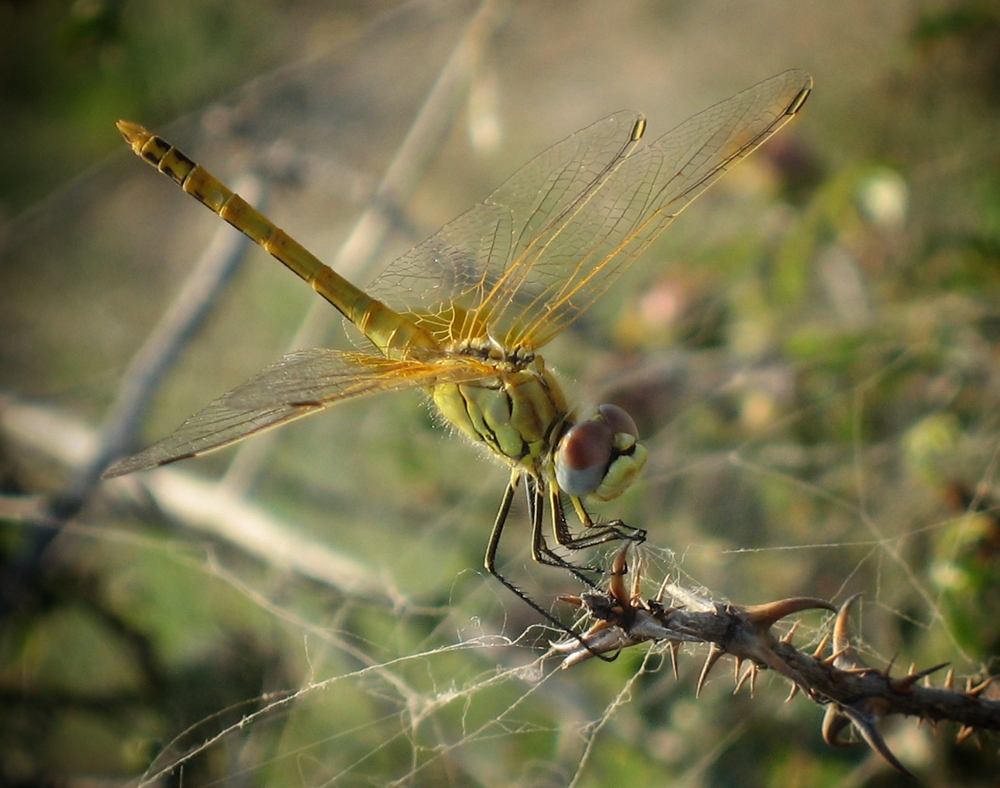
[781,620,801,644]
[967,676,995,698]
[742,597,835,631]
[734,669,750,695]
[844,706,914,777]
[811,633,831,659]
[891,662,950,693]
[696,644,725,698]
[653,573,671,604]
[667,641,680,681]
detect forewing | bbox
[369,70,811,349]
[103,349,492,476]
[367,109,647,345]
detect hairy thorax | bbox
[430,340,570,475]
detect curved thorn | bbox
[891,662,950,693]
[841,705,913,777]
[832,594,862,653]
[821,706,853,748]
[697,644,725,697]
[811,633,831,660]
[742,597,836,630]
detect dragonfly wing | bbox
[368,108,645,344]
[370,70,811,350]
[506,69,812,349]
[103,349,492,477]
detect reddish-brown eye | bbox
[555,420,614,497]
[598,403,638,439]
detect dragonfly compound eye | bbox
[555,404,647,501]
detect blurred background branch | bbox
[3,0,1000,784]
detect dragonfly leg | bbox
[556,495,647,551]
[536,488,646,574]
[527,480,599,588]
[522,484,646,578]
[484,473,616,661]
[483,475,519,579]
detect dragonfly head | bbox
[554,404,647,502]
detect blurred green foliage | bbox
[0,0,333,213]
[3,1,1000,785]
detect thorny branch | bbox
[7,399,1000,777]
[555,544,1000,777]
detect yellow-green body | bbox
[109,69,811,629]
[120,121,575,486]
[432,352,569,474]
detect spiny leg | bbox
[526,478,600,588]
[525,479,646,579]
[555,492,647,551]
[484,474,615,660]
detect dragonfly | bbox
[104,70,812,628]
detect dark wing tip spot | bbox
[787,84,812,116]
[631,117,646,142]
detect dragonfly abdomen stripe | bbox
[116,121,434,357]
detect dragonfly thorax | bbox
[431,351,568,473]
[431,342,646,504]
[451,335,535,369]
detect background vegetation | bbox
[3,0,1000,784]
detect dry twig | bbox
[556,544,1000,776]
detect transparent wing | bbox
[368,108,646,344]
[369,69,811,350]
[103,349,493,476]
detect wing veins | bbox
[368,71,810,354]
[511,74,811,347]
[475,124,643,334]
[105,349,496,476]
